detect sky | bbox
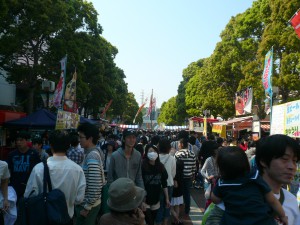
[91,0,255,108]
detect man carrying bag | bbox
[19,131,86,225]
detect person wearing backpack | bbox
[24,130,86,224]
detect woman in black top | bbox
[142,144,169,225]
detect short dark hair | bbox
[189,136,196,145]
[217,146,250,180]
[69,132,79,147]
[158,139,171,154]
[178,130,189,139]
[208,134,215,141]
[216,137,223,145]
[32,137,43,145]
[256,134,300,174]
[16,131,31,140]
[151,135,160,146]
[179,137,188,149]
[77,123,99,145]
[49,130,71,153]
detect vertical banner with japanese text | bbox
[262,48,273,98]
[53,56,67,108]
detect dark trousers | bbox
[0,212,3,225]
[183,178,192,214]
[144,209,158,225]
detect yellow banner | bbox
[56,110,80,130]
[212,124,226,138]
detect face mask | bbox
[147,152,158,161]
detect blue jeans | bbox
[156,186,173,224]
[183,178,193,214]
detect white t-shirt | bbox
[0,161,10,184]
[274,188,300,225]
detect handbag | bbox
[18,162,71,225]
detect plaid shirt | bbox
[67,146,84,165]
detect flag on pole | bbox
[290,9,300,39]
[100,99,113,118]
[133,99,148,123]
[262,47,273,97]
[147,90,153,117]
[53,56,67,108]
[63,71,77,113]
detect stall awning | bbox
[0,110,26,125]
[212,116,253,125]
[190,117,219,123]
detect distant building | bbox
[0,70,16,106]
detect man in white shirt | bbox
[256,134,300,225]
[24,131,86,221]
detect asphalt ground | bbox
[168,187,206,225]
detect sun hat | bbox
[107,178,146,212]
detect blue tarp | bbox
[4,108,96,129]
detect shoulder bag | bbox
[18,162,71,225]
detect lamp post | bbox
[203,109,210,137]
[41,80,55,109]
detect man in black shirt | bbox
[7,131,40,200]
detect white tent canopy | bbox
[212,116,253,125]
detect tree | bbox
[0,0,101,113]
[122,92,141,124]
[157,97,179,125]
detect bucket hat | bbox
[107,178,146,212]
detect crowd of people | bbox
[0,124,299,225]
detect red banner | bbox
[100,100,113,118]
[290,10,300,39]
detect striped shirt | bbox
[82,147,105,210]
[175,149,196,179]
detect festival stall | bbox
[212,116,270,139]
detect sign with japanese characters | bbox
[55,110,80,130]
[271,99,300,137]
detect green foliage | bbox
[0,0,129,118]
[122,92,141,124]
[180,0,300,119]
[157,97,179,125]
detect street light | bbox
[203,109,210,137]
[41,80,55,109]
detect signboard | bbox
[235,87,253,116]
[271,99,300,137]
[212,124,226,138]
[285,101,300,136]
[55,110,80,130]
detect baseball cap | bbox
[122,129,137,138]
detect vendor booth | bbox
[212,116,270,139]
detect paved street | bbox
[171,187,206,225]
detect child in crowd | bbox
[211,147,288,225]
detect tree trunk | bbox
[27,88,34,114]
